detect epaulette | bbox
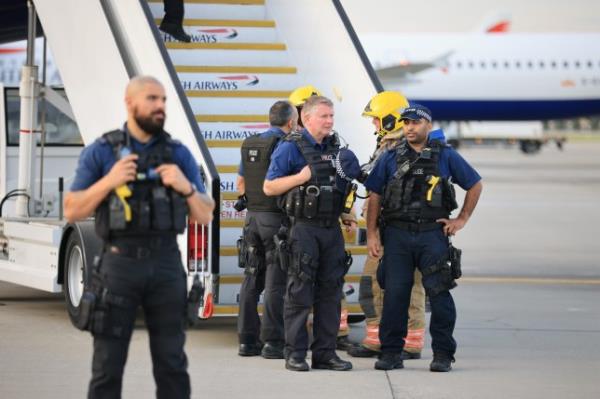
[285,132,303,142]
[99,129,125,146]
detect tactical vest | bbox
[241,133,282,212]
[281,132,345,223]
[94,129,188,241]
[382,140,458,223]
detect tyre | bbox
[63,232,90,327]
[519,140,542,154]
[348,314,366,324]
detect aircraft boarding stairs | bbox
[147,0,368,316]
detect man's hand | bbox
[342,219,357,233]
[298,165,312,184]
[436,217,466,236]
[155,164,192,195]
[105,154,138,189]
[367,230,381,258]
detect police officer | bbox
[236,101,298,358]
[348,91,427,360]
[64,76,215,398]
[159,0,191,42]
[263,95,359,371]
[288,85,359,352]
[364,104,482,372]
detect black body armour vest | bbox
[281,133,344,223]
[94,130,188,241]
[382,140,458,223]
[241,134,281,212]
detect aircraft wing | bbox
[374,50,454,79]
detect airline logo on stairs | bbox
[181,75,260,91]
[162,28,239,43]
[201,122,269,140]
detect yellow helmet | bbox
[362,91,409,137]
[289,85,322,107]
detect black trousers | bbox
[237,211,287,345]
[162,0,184,25]
[378,226,457,356]
[88,239,190,399]
[284,222,347,363]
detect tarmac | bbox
[1,142,599,399]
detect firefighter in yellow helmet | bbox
[286,85,360,352]
[347,91,427,360]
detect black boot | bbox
[347,345,379,358]
[238,343,262,357]
[311,355,353,371]
[430,352,455,372]
[286,357,309,372]
[400,350,422,360]
[336,336,359,351]
[159,22,191,43]
[374,352,404,370]
[261,341,285,359]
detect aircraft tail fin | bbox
[475,11,512,34]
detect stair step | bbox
[165,42,285,50]
[206,139,244,147]
[148,0,265,3]
[157,21,278,43]
[176,65,296,74]
[148,0,267,21]
[189,97,289,115]
[168,48,289,67]
[158,18,275,27]
[196,114,267,122]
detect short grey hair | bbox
[301,95,333,116]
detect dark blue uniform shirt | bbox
[364,131,481,195]
[71,124,206,193]
[238,126,286,177]
[266,129,349,192]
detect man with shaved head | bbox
[65,76,214,398]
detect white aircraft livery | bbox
[360,18,600,120]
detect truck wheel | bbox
[63,233,89,326]
[519,140,542,154]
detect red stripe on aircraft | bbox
[487,21,510,33]
[0,48,26,54]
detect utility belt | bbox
[105,235,178,259]
[281,184,342,223]
[384,219,442,233]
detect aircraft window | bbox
[527,61,533,68]
[563,61,569,68]
[491,61,498,68]
[587,61,593,68]
[539,61,545,68]
[515,61,521,68]
[468,61,474,68]
[456,61,462,68]
[480,61,486,68]
[575,61,581,68]
[504,61,510,68]
[551,61,557,68]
